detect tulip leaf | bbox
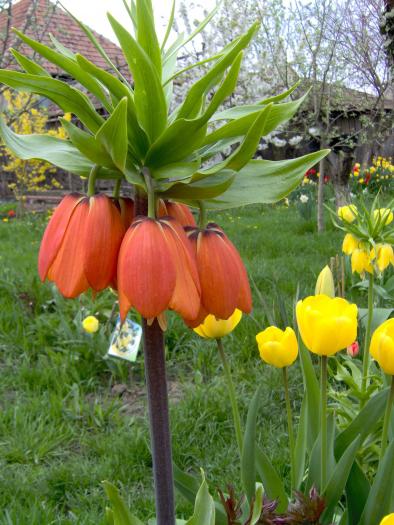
[250,484,264,525]
[102,481,144,525]
[60,118,115,169]
[294,394,308,490]
[158,171,234,200]
[344,463,370,525]
[203,150,329,210]
[49,33,77,60]
[0,70,103,132]
[306,414,336,493]
[10,48,51,76]
[108,13,167,143]
[241,385,261,503]
[13,29,111,111]
[205,93,307,144]
[146,53,244,168]
[255,445,288,512]
[298,342,320,451]
[176,22,259,120]
[184,473,215,525]
[359,439,394,525]
[173,463,201,503]
[321,435,361,524]
[151,161,201,183]
[257,80,301,105]
[96,98,128,172]
[335,388,389,458]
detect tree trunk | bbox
[317,157,325,232]
[330,150,354,208]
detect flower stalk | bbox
[361,273,374,407]
[380,376,394,460]
[320,355,328,491]
[283,366,296,491]
[87,164,99,197]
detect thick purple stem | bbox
[135,191,175,525]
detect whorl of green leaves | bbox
[0,0,329,209]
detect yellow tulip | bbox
[315,265,335,297]
[256,326,298,368]
[380,514,394,525]
[370,319,394,375]
[374,208,393,226]
[194,309,242,339]
[82,315,100,334]
[342,233,359,255]
[296,295,358,357]
[337,204,358,223]
[351,248,373,275]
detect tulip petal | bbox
[47,199,89,298]
[84,195,125,291]
[117,219,177,320]
[38,193,83,281]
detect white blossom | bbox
[289,135,303,146]
[300,194,309,203]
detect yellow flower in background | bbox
[374,244,394,272]
[2,218,9,223]
[342,233,359,255]
[351,248,373,275]
[315,266,335,297]
[82,315,100,334]
[370,319,394,375]
[373,208,393,226]
[338,204,357,223]
[194,309,242,339]
[370,166,376,174]
[296,295,358,357]
[359,178,364,184]
[380,514,394,525]
[256,326,298,368]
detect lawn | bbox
[0,204,343,524]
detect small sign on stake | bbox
[108,315,142,363]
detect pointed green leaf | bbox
[250,484,264,525]
[49,33,76,60]
[359,440,394,525]
[344,463,370,525]
[294,394,308,489]
[96,98,128,172]
[13,29,111,111]
[185,473,215,525]
[108,13,167,142]
[241,385,262,503]
[258,81,301,105]
[298,342,320,451]
[306,414,336,493]
[10,48,50,76]
[136,0,161,75]
[173,463,201,504]
[161,0,176,51]
[255,445,288,512]
[203,150,330,209]
[0,70,103,132]
[321,436,361,524]
[102,481,144,525]
[159,171,234,200]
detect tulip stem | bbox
[142,167,156,219]
[361,273,374,407]
[320,355,328,491]
[142,318,175,525]
[380,376,394,460]
[113,178,121,199]
[87,164,99,197]
[198,201,207,229]
[216,338,243,454]
[283,367,296,491]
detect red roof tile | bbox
[0,0,128,75]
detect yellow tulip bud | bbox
[296,295,358,357]
[375,244,394,272]
[315,265,335,297]
[374,208,393,226]
[351,248,373,275]
[256,326,298,368]
[82,315,99,334]
[370,319,394,375]
[342,233,359,255]
[380,514,394,525]
[337,204,357,223]
[194,309,242,339]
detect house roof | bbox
[0,0,128,75]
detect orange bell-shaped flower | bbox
[117,197,134,229]
[158,200,196,227]
[185,223,252,326]
[38,193,125,298]
[117,216,201,321]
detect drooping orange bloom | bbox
[117,197,134,229]
[184,223,252,326]
[158,200,196,227]
[117,216,201,321]
[38,193,125,298]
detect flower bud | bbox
[256,326,298,368]
[338,204,357,223]
[347,341,359,358]
[373,208,393,226]
[342,233,359,255]
[351,248,373,276]
[315,265,335,297]
[194,309,242,339]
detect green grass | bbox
[0,204,343,523]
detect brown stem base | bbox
[142,318,175,525]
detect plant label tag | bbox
[108,316,142,363]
